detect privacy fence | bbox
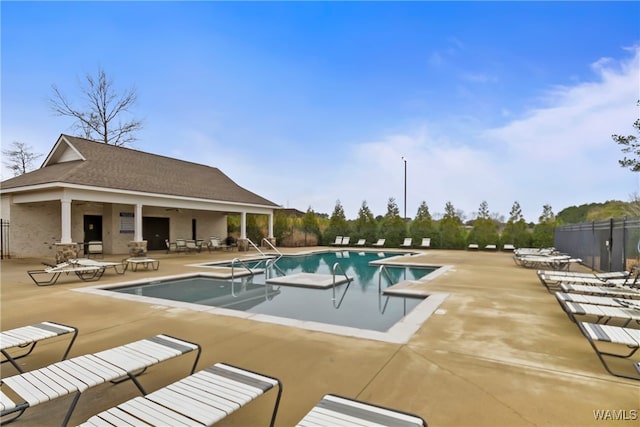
[554,217,640,273]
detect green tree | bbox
[532,204,557,247]
[467,201,499,247]
[354,201,377,244]
[379,198,405,247]
[246,214,264,244]
[612,100,640,171]
[501,201,530,248]
[323,200,350,243]
[410,201,438,246]
[301,207,320,246]
[439,201,465,249]
[273,210,291,245]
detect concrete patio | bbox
[1,248,637,426]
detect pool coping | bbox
[73,252,452,344]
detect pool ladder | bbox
[331,262,352,308]
[378,265,394,314]
[230,258,255,283]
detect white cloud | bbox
[289,46,640,222]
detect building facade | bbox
[0,134,280,259]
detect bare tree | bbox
[49,67,143,146]
[2,141,43,176]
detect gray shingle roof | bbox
[1,134,279,208]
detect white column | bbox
[268,212,274,238]
[240,211,247,239]
[60,198,72,243]
[135,203,143,241]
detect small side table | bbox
[124,257,160,272]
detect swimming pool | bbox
[77,250,450,343]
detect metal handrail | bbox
[331,262,352,308]
[246,239,268,257]
[231,257,254,283]
[264,258,286,280]
[378,265,395,313]
[261,238,282,258]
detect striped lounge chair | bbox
[78,362,281,427]
[296,394,427,426]
[577,322,640,380]
[1,334,201,426]
[1,321,78,373]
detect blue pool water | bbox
[112,251,436,332]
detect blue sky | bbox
[2,1,639,223]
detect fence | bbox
[0,219,9,259]
[554,217,640,272]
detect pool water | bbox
[113,251,436,332]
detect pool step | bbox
[266,273,352,289]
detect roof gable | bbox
[42,135,86,166]
[1,134,279,208]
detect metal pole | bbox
[402,157,407,221]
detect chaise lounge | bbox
[371,239,385,248]
[1,334,201,426]
[296,393,427,426]
[577,322,640,380]
[399,238,413,248]
[78,362,282,427]
[27,260,107,286]
[1,321,78,374]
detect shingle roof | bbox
[0,134,279,208]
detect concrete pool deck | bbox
[1,248,638,426]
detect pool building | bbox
[0,134,280,260]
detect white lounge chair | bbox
[419,238,431,248]
[555,292,640,310]
[330,236,343,246]
[1,321,78,374]
[296,394,427,426]
[577,322,640,380]
[0,334,201,426]
[70,258,126,275]
[354,239,366,247]
[27,261,107,286]
[502,243,515,251]
[400,238,412,248]
[468,244,479,250]
[340,236,351,246]
[557,298,640,328]
[79,362,282,427]
[484,244,497,251]
[559,283,640,299]
[371,239,385,248]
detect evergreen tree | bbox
[323,200,350,243]
[532,204,557,247]
[354,201,377,244]
[439,201,465,249]
[379,198,405,247]
[467,201,499,247]
[612,100,640,172]
[502,201,531,248]
[410,201,438,247]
